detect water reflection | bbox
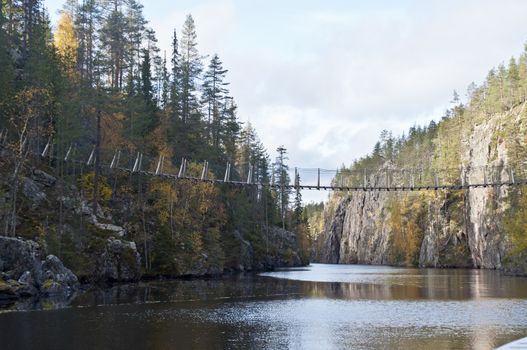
[263,264,527,300]
[0,264,526,350]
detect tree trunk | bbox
[93,91,101,214]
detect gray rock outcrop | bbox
[32,169,57,187]
[0,237,79,299]
[22,177,46,206]
[93,237,141,282]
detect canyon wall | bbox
[318,103,527,275]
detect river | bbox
[1,264,527,349]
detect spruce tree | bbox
[161,53,170,109]
[293,172,303,228]
[139,48,157,136]
[180,14,202,124]
[274,146,291,229]
[0,2,14,121]
[170,29,181,120]
[222,97,241,161]
[202,54,229,143]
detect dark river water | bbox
[1,264,527,349]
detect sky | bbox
[43,0,527,202]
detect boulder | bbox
[93,223,126,238]
[0,236,42,283]
[41,255,79,289]
[16,271,38,296]
[0,237,79,297]
[77,200,106,221]
[0,278,18,302]
[22,177,47,206]
[264,226,303,268]
[94,238,141,282]
[32,169,56,187]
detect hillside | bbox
[0,0,309,299]
[313,49,527,275]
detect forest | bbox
[0,0,309,280]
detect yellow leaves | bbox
[188,232,203,254]
[148,169,227,238]
[112,112,127,122]
[388,194,425,266]
[5,87,55,149]
[80,172,113,202]
[54,13,78,70]
[505,190,527,256]
[100,111,133,152]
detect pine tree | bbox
[75,0,101,87]
[98,0,126,89]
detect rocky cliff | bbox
[318,101,527,275]
[0,153,305,298]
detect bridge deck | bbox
[16,147,527,192]
[129,168,527,191]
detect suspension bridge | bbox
[3,132,527,193]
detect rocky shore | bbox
[0,225,304,305]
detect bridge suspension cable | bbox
[8,138,527,193]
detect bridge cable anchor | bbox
[41,137,52,158]
[224,162,231,183]
[86,146,96,166]
[110,150,121,169]
[247,163,253,184]
[132,152,143,172]
[178,158,187,178]
[201,161,209,181]
[64,144,73,162]
[155,154,165,175]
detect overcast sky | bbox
[44,0,527,202]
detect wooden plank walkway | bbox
[497,337,527,349]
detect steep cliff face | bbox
[418,193,472,268]
[462,109,512,269]
[322,185,392,265]
[319,103,526,274]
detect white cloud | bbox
[151,0,237,59]
[224,0,527,172]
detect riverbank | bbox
[0,231,306,307]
